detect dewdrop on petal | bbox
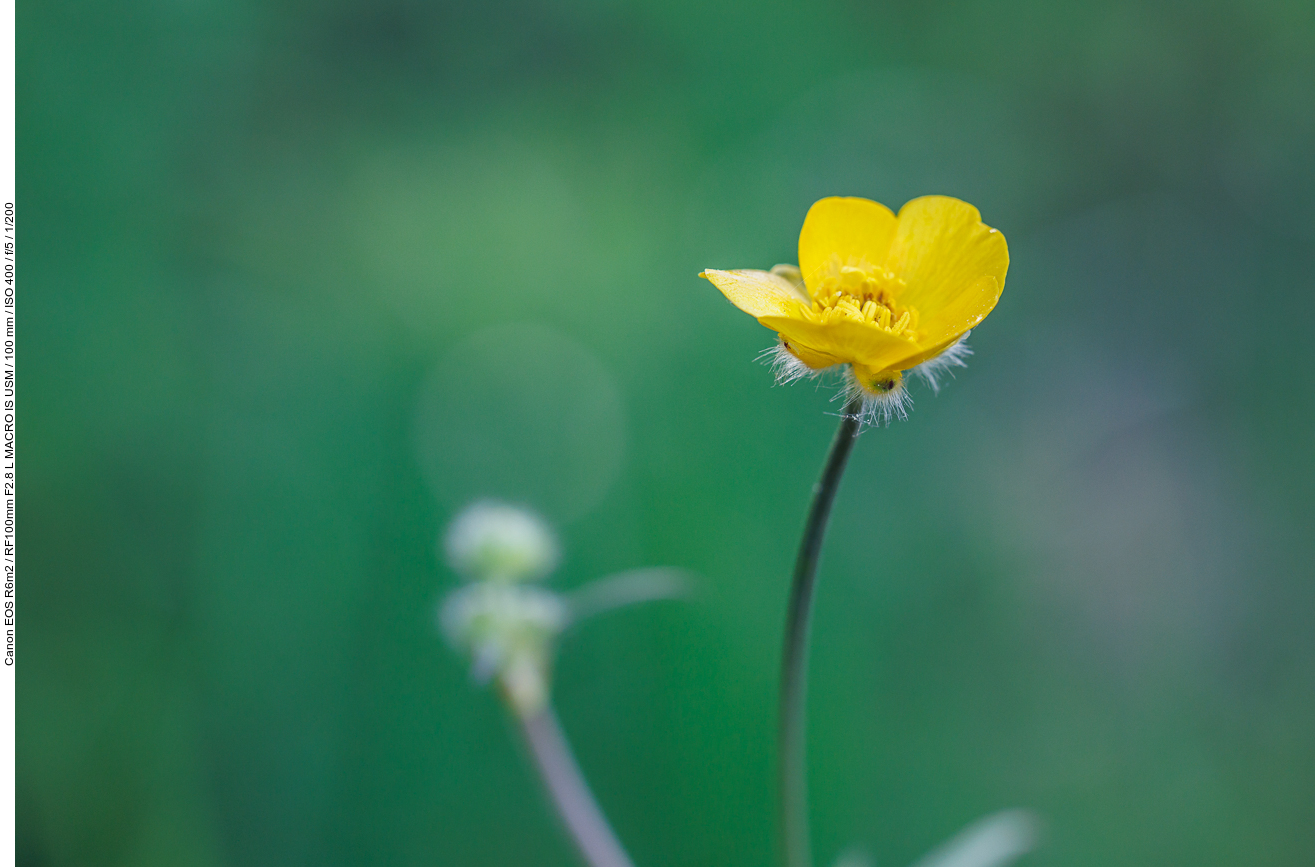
[444,500,560,583]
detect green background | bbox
[21,0,1315,864]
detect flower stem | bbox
[780,397,864,867]
[520,704,638,867]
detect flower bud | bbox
[440,581,568,717]
[443,501,559,582]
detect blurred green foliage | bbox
[20,0,1315,864]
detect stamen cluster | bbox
[800,264,920,339]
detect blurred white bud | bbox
[911,809,1040,867]
[441,582,568,659]
[440,581,568,717]
[444,500,559,582]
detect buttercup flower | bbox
[702,195,1008,423]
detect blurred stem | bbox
[565,568,691,625]
[780,397,864,867]
[520,704,638,867]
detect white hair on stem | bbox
[839,368,913,427]
[757,342,820,386]
[754,332,977,428]
[909,332,973,395]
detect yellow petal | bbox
[895,332,968,370]
[919,275,1002,347]
[887,196,1008,346]
[769,263,807,295]
[759,314,922,373]
[782,339,845,370]
[701,268,809,318]
[798,197,898,294]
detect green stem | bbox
[520,703,637,867]
[779,397,864,867]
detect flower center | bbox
[803,264,919,339]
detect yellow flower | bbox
[701,195,1007,418]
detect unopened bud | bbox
[440,581,567,716]
[444,501,559,582]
